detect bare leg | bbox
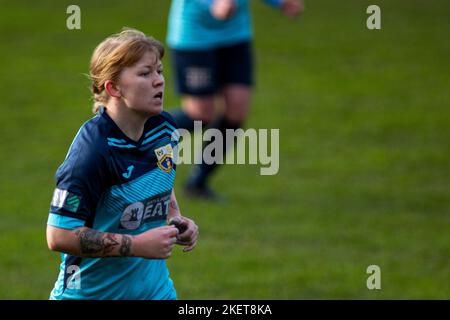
[182,95,216,124]
[223,84,251,124]
[185,85,252,200]
[170,95,215,132]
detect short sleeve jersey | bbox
[47,107,179,300]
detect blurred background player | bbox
[167,0,304,201]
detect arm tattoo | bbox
[75,228,119,257]
[119,235,132,257]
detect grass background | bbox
[0,0,449,299]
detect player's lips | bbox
[152,92,163,107]
[153,92,163,100]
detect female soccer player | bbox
[167,0,304,200]
[46,28,199,300]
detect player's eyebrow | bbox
[141,63,163,70]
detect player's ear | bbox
[104,80,121,98]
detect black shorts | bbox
[170,41,254,96]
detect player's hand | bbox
[210,0,236,20]
[172,216,199,252]
[281,0,304,19]
[134,226,179,259]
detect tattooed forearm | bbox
[75,228,118,256]
[74,228,131,257]
[119,234,132,257]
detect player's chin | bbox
[145,101,164,115]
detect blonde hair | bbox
[89,28,164,113]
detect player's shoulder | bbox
[142,111,180,145]
[61,113,110,175]
[70,113,110,157]
[157,111,178,129]
[144,111,178,134]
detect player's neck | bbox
[106,101,148,142]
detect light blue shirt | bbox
[167,0,282,50]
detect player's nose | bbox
[153,73,164,87]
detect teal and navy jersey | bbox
[47,107,180,300]
[167,0,283,50]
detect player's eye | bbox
[139,71,150,77]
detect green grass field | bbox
[0,0,449,299]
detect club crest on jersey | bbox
[154,144,173,173]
